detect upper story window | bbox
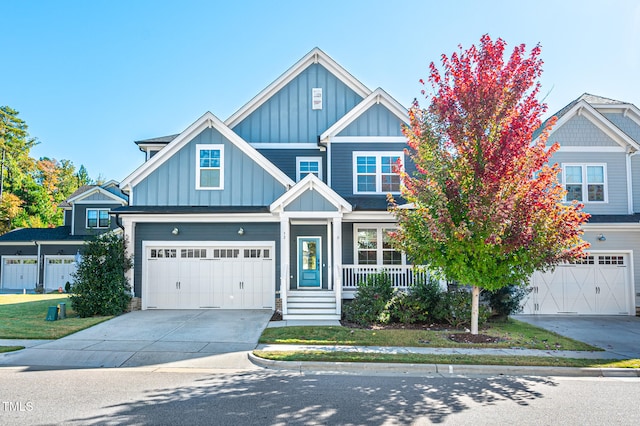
[86,209,110,229]
[353,152,403,194]
[196,144,224,190]
[355,225,404,265]
[296,157,322,181]
[562,163,607,203]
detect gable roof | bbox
[58,183,128,208]
[270,173,352,214]
[0,226,85,243]
[536,93,640,151]
[120,111,295,192]
[225,47,372,129]
[320,88,409,142]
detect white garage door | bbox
[44,256,77,291]
[143,243,275,310]
[1,256,38,290]
[523,254,632,315]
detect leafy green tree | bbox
[390,36,590,334]
[70,232,132,317]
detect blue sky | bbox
[4,0,640,181]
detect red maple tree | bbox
[390,35,590,333]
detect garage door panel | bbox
[563,267,596,314]
[596,267,629,314]
[2,256,38,290]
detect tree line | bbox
[0,105,96,234]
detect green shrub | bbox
[437,289,490,328]
[482,284,531,320]
[387,291,429,324]
[69,232,132,317]
[343,272,394,325]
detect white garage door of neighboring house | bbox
[1,256,38,290]
[523,253,632,315]
[44,256,77,291]
[143,243,275,310]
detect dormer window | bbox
[196,144,224,190]
[86,209,110,229]
[296,157,322,181]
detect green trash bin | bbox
[58,303,66,319]
[45,306,58,321]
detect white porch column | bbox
[332,216,343,315]
[122,217,135,296]
[280,215,290,315]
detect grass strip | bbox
[260,319,600,352]
[253,350,640,369]
[0,346,24,353]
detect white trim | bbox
[561,163,608,204]
[352,151,404,195]
[296,156,323,181]
[343,211,397,221]
[296,236,322,289]
[270,173,352,214]
[114,213,280,224]
[320,88,409,142]
[331,136,408,143]
[120,111,295,191]
[195,144,224,190]
[66,186,127,205]
[74,200,126,205]
[86,208,111,229]
[555,146,626,153]
[353,224,405,266]
[627,152,636,214]
[582,223,640,230]
[225,48,371,129]
[250,143,320,150]
[0,240,86,246]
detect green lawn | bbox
[259,319,600,351]
[0,294,112,340]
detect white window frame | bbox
[354,224,405,266]
[296,156,323,181]
[562,163,608,203]
[86,208,110,229]
[196,144,224,190]
[353,151,404,194]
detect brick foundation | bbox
[127,297,141,312]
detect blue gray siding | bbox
[550,115,619,147]
[232,64,363,143]
[133,222,280,297]
[341,222,354,264]
[132,127,287,206]
[602,112,640,143]
[289,225,328,290]
[257,148,325,182]
[284,190,338,212]
[551,151,628,215]
[73,204,122,236]
[337,104,404,137]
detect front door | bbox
[298,237,321,288]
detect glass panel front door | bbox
[298,237,321,288]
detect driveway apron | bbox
[0,309,273,369]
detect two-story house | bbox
[0,181,128,292]
[115,48,418,320]
[524,94,640,316]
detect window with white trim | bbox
[562,164,606,202]
[196,144,224,190]
[353,152,403,194]
[355,225,404,265]
[86,209,110,229]
[296,156,322,181]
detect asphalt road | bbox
[1,367,639,425]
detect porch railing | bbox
[341,265,432,291]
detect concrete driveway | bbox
[514,315,640,359]
[0,309,272,369]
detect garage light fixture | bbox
[238,227,245,236]
[597,233,606,241]
[172,227,179,235]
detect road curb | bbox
[248,352,640,377]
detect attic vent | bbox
[312,88,323,110]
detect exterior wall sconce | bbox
[238,227,245,236]
[57,250,64,255]
[597,234,606,241]
[172,227,179,235]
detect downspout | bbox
[627,150,639,214]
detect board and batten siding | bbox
[330,142,414,199]
[337,104,405,137]
[284,190,338,212]
[232,64,363,143]
[258,148,325,183]
[549,115,620,147]
[550,151,629,215]
[133,222,280,297]
[132,127,287,206]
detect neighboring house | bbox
[116,48,418,320]
[523,94,640,316]
[0,181,128,292]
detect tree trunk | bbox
[471,285,480,335]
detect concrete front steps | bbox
[283,291,341,321]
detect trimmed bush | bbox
[343,272,394,325]
[482,284,531,320]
